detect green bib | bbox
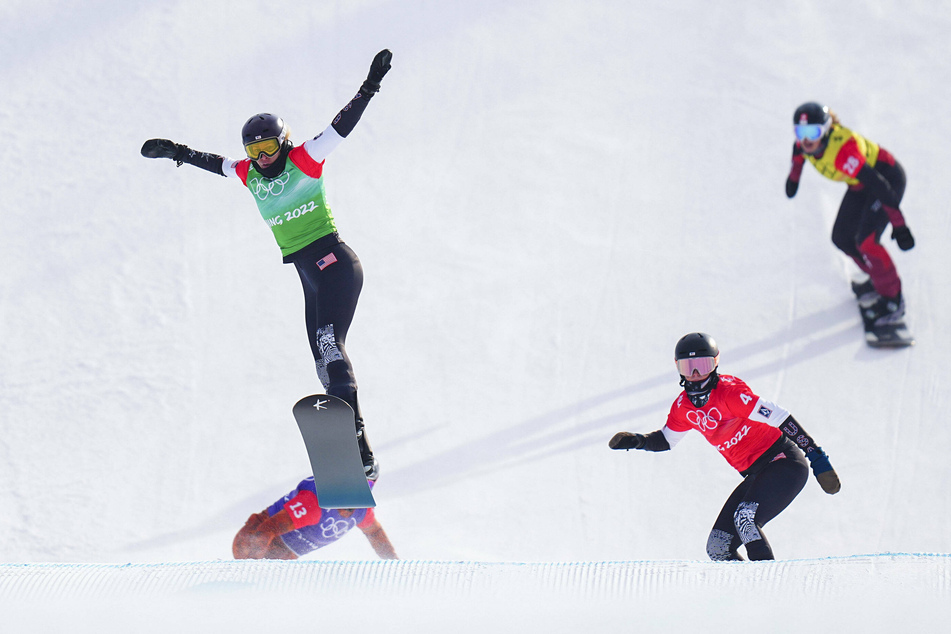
[246,159,337,257]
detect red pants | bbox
[830,160,906,298]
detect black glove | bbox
[609,432,645,451]
[892,225,915,251]
[361,49,392,94]
[785,177,799,198]
[806,448,840,494]
[141,139,184,161]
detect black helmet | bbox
[675,332,719,361]
[242,113,288,146]
[793,102,833,149]
[241,113,292,176]
[675,333,720,406]
[793,102,830,126]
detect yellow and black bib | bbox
[806,125,880,185]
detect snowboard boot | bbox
[363,455,380,482]
[851,278,878,305]
[862,291,905,327]
[355,420,379,481]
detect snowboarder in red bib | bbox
[141,51,393,480]
[609,333,840,561]
[784,102,915,327]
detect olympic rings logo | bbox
[249,172,291,201]
[319,516,356,540]
[686,407,722,432]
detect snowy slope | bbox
[4,555,950,633]
[1,0,950,578]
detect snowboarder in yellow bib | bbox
[784,102,915,327]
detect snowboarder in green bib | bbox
[141,50,393,480]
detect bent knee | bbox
[733,501,762,544]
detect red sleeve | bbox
[282,489,323,529]
[834,137,867,178]
[236,159,252,186]
[357,507,376,529]
[788,143,805,180]
[288,145,324,179]
[882,204,906,227]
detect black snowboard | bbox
[858,304,915,348]
[293,395,376,509]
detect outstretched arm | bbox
[359,517,398,559]
[141,139,229,176]
[143,51,393,175]
[609,428,683,452]
[333,48,392,137]
[304,49,393,163]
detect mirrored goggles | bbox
[676,355,719,378]
[794,123,828,142]
[245,137,281,160]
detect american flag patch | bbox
[317,252,338,270]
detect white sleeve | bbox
[662,426,689,449]
[302,125,345,163]
[748,398,790,425]
[221,157,242,179]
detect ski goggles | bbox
[244,137,282,160]
[794,122,829,142]
[676,355,719,378]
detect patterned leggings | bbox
[293,241,364,421]
[706,446,809,561]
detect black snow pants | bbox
[288,234,364,422]
[706,437,809,561]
